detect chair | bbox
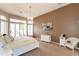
[65,37,79,50]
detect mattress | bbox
[5,37,37,49]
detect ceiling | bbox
[0,3,70,18]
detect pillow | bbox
[4,35,11,43]
[9,35,15,41]
[0,36,7,45]
[1,35,11,45]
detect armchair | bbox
[65,37,79,50]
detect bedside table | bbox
[59,37,66,46]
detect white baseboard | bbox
[36,37,60,45]
[52,41,59,45]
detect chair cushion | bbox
[66,37,79,45]
[67,40,71,43]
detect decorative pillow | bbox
[4,35,11,43]
[0,35,11,46]
[0,36,7,45]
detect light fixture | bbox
[27,5,33,20]
[29,6,31,17]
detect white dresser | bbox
[41,34,51,42]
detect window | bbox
[19,24,24,36]
[28,24,33,36]
[0,15,6,20]
[0,15,34,38]
[1,21,7,35]
[10,18,27,37]
[27,20,33,36]
[0,15,7,35]
[10,23,15,37]
[24,24,27,36]
[15,24,20,37]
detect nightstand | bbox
[59,37,66,46]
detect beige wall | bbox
[34,4,79,42]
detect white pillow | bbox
[0,35,11,46]
[4,35,11,43]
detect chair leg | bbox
[72,48,75,56]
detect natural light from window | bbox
[10,18,27,37]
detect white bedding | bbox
[6,37,37,49]
[1,37,39,56]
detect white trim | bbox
[53,41,59,45]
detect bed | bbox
[0,37,39,56]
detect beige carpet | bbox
[21,40,79,56]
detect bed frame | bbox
[12,41,39,56]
